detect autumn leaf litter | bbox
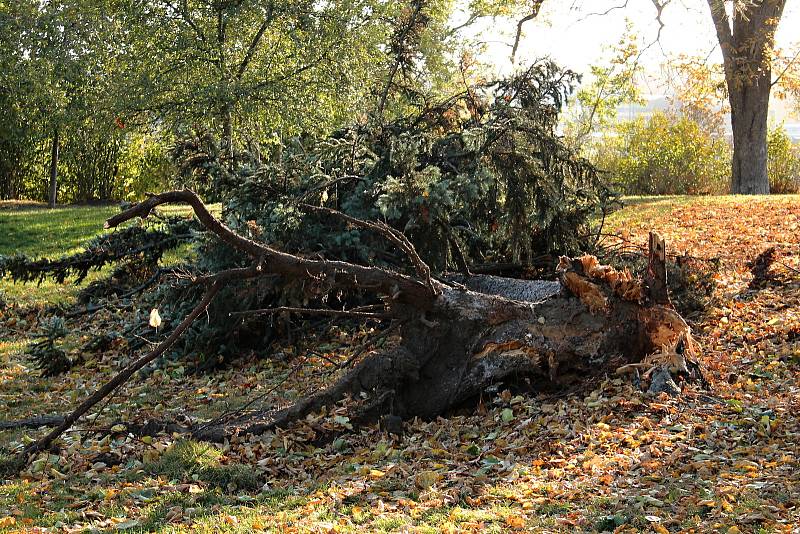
[0,195,799,532]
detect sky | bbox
[467,0,800,92]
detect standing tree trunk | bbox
[221,103,233,165]
[730,81,771,194]
[707,0,787,195]
[48,127,59,208]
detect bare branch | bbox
[235,1,276,81]
[707,0,734,70]
[510,2,544,65]
[12,278,225,470]
[300,203,440,296]
[105,190,438,304]
[573,0,630,22]
[772,47,800,87]
[230,306,391,319]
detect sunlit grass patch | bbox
[145,440,261,491]
[0,203,216,308]
[0,205,118,307]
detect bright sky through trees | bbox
[471,1,799,79]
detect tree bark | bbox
[221,103,233,165]
[107,192,700,443]
[706,0,787,195]
[729,61,772,195]
[48,127,59,208]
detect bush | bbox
[767,125,800,194]
[25,316,72,376]
[594,111,730,195]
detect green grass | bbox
[0,204,119,306]
[0,204,119,258]
[145,441,262,491]
[0,202,217,307]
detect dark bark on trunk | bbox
[48,128,59,208]
[706,0,787,195]
[221,103,233,165]
[198,261,697,442]
[729,71,771,195]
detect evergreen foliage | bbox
[2,63,618,369]
[216,62,617,274]
[25,316,72,376]
[0,215,196,285]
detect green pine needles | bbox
[218,62,617,274]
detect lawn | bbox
[0,203,120,306]
[1,195,799,532]
[0,202,213,307]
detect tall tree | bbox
[117,0,389,162]
[506,1,791,194]
[707,0,787,194]
[1,0,121,204]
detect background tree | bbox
[1,0,125,204]
[505,0,792,195]
[705,0,786,194]
[117,0,390,164]
[563,24,644,150]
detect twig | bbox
[193,354,312,434]
[0,415,65,430]
[776,260,800,275]
[11,278,225,470]
[300,203,440,296]
[230,306,391,319]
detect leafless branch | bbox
[772,46,800,87]
[511,2,545,64]
[300,203,440,296]
[12,278,225,470]
[230,307,391,319]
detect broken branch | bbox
[10,278,223,471]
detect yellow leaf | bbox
[0,517,16,527]
[149,308,162,328]
[721,498,734,512]
[368,469,386,479]
[505,515,526,529]
[654,525,670,534]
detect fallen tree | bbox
[4,189,702,472]
[2,63,621,373]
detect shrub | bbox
[594,111,730,195]
[767,125,800,194]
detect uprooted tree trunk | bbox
[7,190,701,471]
